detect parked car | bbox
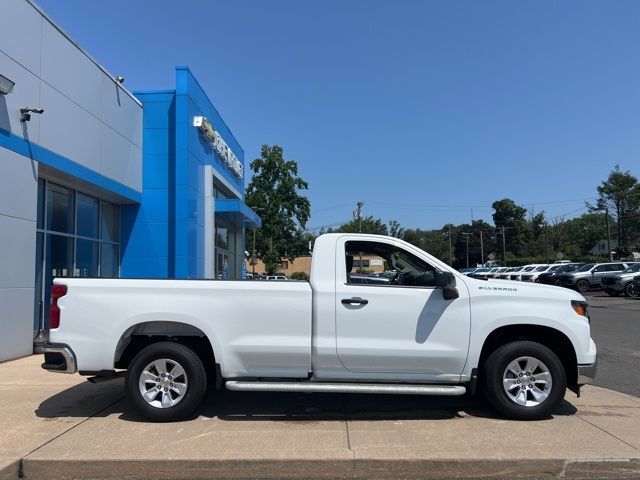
[510,265,545,281]
[497,267,520,280]
[538,264,583,286]
[554,260,573,264]
[520,265,554,283]
[556,262,629,292]
[40,233,597,422]
[601,263,640,297]
[266,275,288,281]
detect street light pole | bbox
[480,231,484,265]
[252,227,256,276]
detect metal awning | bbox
[215,199,262,228]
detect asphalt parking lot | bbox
[583,290,640,398]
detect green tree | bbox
[388,220,405,239]
[589,165,640,253]
[453,220,496,268]
[334,216,388,235]
[492,198,529,255]
[245,145,311,274]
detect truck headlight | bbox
[571,300,589,321]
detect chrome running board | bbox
[225,381,466,396]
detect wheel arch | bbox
[477,324,578,392]
[114,321,219,385]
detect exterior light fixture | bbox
[114,76,125,84]
[20,107,44,123]
[0,74,15,95]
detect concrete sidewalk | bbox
[2,355,639,480]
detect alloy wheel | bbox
[138,358,188,408]
[502,356,553,407]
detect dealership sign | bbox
[193,116,243,178]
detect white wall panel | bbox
[0,287,35,361]
[0,148,38,221]
[0,0,42,75]
[41,20,102,119]
[100,75,143,148]
[0,51,41,139]
[99,124,139,188]
[0,215,37,289]
[38,82,102,173]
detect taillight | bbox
[49,284,67,329]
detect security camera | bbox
[20,107,44,123]
[114,76,125,84]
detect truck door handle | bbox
[341,297,368,305]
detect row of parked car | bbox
[460,261,640,296]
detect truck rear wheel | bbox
[125,342,207,421]
[482,341,566,420]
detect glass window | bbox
[216,226,229,249]
[37,179,45,229]
[75,239,99,277]
[77,193,99,239]
[46,183,74,234]
[47,234,74,278]
[101,202,120,242]
[33,232,44,336]
[100,243,119,278]
[346,241,436,287]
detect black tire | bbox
[624,282,634,297]
[125,342,207,422]
[576,280,590,293]
[482,341,566,420]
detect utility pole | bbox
[499,226,506,266]
[461,232,472,268]
[354,201,364,272]
[544,223,549,264]
[448,225,453,266]
[605,206,612,261]
[480,230,484,265]
[354,201,364,233]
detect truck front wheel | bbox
[125,342,207,421]
[482,341,566,420]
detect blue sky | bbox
[37,0,640,231]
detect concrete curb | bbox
[0,460,20,480]
[20,456,640,480]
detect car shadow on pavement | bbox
[35,379,577,423]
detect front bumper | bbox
[577,359,597,385]
[38,343,77,374]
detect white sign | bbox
[193,116,243,178]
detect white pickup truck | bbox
[41,233,597,421]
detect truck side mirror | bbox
[435,271,459,300]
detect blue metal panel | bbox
[215,199,262,228]
[0,128,141,202]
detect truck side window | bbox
[345,240,436,287]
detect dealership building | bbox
[0,0,260,362]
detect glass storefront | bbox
[34,179,121,335]
[215,224,238,279]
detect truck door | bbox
[334,237,471,380]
